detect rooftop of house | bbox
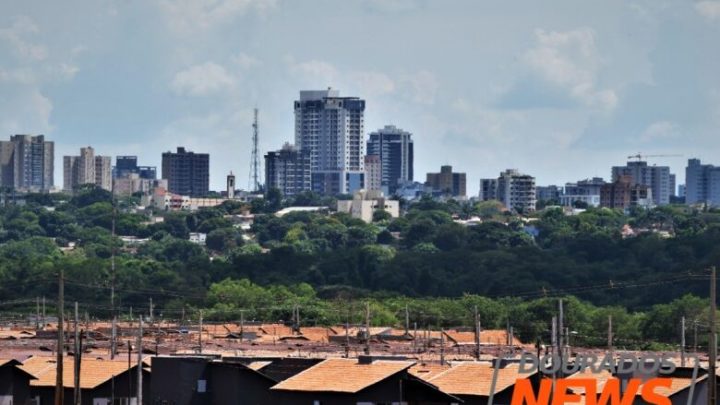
[20,356,141,389]
[270,358,414,393]
[428,362,534,397]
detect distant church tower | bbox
[227,172,236,199]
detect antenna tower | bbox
[249,108,260,192]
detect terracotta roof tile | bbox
[443,330,523,346]
[408,362,451,381]
[271,358,414,393]
[20,356,139,389]
[429,362,533,397]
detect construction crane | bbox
[627,153,682,162]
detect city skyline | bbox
[1,1,718,193]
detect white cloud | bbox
[398,70,438,104]
[696,1,720,20]
[288,59,339,83]
[0,16,48,61]
[231,52,261,69]
[171,62,237,96]
[0,88,54,134]
[523,28,617,111]
[157,0,277,34]
[349,71,396,97]
[640,120,680,141]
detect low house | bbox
[269,357,461,405]
[19,356,150,405]
[150,356,278,405]
[427,362,537,405]
[0,359,35,404]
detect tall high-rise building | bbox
[479,178,498,201]
[114,156,157,180]
[95,156,112,191]
[0,135,54,192]
[600,175,652,209]
[685,158,720,207]
[611,161,673,206]
[264,143,311,198]
[426,165,466,197]
[294,89,365,195]
[497,169,537,212]
[364,155,382,192]
[366,125,414,194]
[161,147,210,197]
[64,147,112,191]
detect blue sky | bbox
[1,0,719,194]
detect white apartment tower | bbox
[497,169,537,212]
[294,89,366,195]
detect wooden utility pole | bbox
[35,297,40,330]
[558,299,564,358]
[474,305,481,360]
[413,322,417,353]
[404,305,409,336]
[681,316,686,367]
[149,298,153,324]
[198,310,203,354]
[440,328,445,365]
[74,302,81,405]
[239,310,244,343]
[607,315,613,351]
[364,302,371,355]
[709,266,717,405]
[42,296,46,329]
[137,316,143,405]
[127,339,132,401]
[110,196,117,360]
[55,267,64,405]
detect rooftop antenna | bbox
[249,108,260,192]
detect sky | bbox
[1,0,719,195]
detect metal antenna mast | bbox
[249,108,260,192]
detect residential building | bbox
[479,178,498,201]
[0,134,54,192]
[142,187,226,211]
[685,158,720,207]
[560,177,605,207]
[113,174,167,196]
[496,169,537,212]
[161,147,209,197]
[336,190,400,223]
[19,356,150,405]
[264,143,312,198]
[611,160,673,205]
[366,125,414,194]
[679,184,686,198]
[426,165,466,197]
[115,155,157,180]
[395,181,428,201]
[600,175,652,209]
[0,359,33,404]
[95,155,112,191]
[294,89,365,195]
[63,146,112,191]
[364,155,382,192]
[536,185,561,202]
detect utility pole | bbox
[681,316,686,367]
[709,266,717,405]
[36,297,40,330]
[74,302,81,405]
[149,298,153,324]
[55,267,64,405]
[607,315,613,351]
[42,296,46,330]
[198,310,203,354]
[239,310,244,344]
[413,322,417,353]
[474,305,481,360]
[127,339,132,401]
[558,299,564,358]
[440,328,445,365]
[694,319,699,354]
[110,192,117,360]
[137,316,143,405]
[364,302,371,355]
[404,305,409,336]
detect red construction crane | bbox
[627,153,683,162]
